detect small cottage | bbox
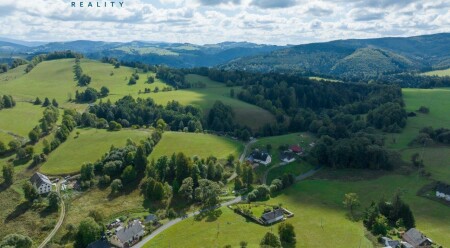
[260,209,284,225]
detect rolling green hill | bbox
[221,33,450,77]
[0,58,275,130]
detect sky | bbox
[0,0,449,45]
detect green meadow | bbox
[144,172,450,248]
[0,102,43,138]
[40,128,152,175]
[422,68,450,76]
[149,132,244,161]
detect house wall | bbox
[36,183,51,194]
[436,191,450,201]
[110,236,124,248]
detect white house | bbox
[281,151,296,164]
[436,183,450,201]
[110,220,145,248]
[247,149,272,166]
[30,172,52,194]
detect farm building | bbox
[289,145,303,154]
[110,220,145,248]
[380,237,400,248]
[436,183,450,201]
[144,214,158,224]
[247,149,272,166]
[402,228,433,248]
[280,151,295,163]
[30,172,52,194]
[260,209,284,225]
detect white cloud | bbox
[0,0,448,45]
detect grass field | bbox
[0,102,43,138]
[387,88,450,149]
[422,68,450,76]
[266,161,315,183]
[145,172,450,248]
[0,59,275,130]
[147,74,276,130]
[40,128,152,175]
[149,132,244,161]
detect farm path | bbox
[38,182,65,248]
[227,138,257,182]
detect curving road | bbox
[38,183,65,248]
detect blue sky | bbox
[0,0,449,44]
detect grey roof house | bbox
[261,209,284,225]
[30,172,52,194]
[110,220,145,248]
[402,228,433,248]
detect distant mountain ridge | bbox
[2,33,450,76]
[221,33,450,78]
[0,38,283,68]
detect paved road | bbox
[38,183,65,248]
[133,196,242,248]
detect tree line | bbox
[26,51,83,73]
[88,96,203,132]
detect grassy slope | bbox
[0,102,43,138]
[141,74,276,130]
[40,128,152,175]
[387,88,450,184]
[149,132,244,161]
[0,60,274,130]
[145,172,450,248]
[422,68,450,76]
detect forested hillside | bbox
[221,33,450,79]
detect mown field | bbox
[422,68,450,76]
[149,132,244,161]
[388,88,450,149]
[40,128,152,175]
[0,102,43,138]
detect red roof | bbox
[290,145,302,153]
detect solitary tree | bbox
[259,232,281,248]
[48,191,60,211]
[42,97,51,107]
[278,222,296,245]
[2,164,14,185]
[22,181,39,203]
[343,193,360,219]
[110,179,123,194]
[0,233,33,248]
[34,97,42,105]
[75,217,100,248]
